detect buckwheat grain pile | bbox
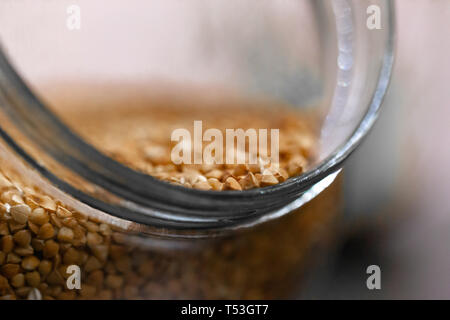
[58,93,318,191]
[0,167,340,300]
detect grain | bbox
[224,177,242,191]
[8,221,26,233]
[56,206,72,218]
[6,253,21,264]
[10,204,30,224]
[13,230,32,247]
[27,288,42,300]
[84,256,102,273]
[14,246,33,256]
[239,172,259,190]
[29,208,49,225]
[287,156,306,177]
[31,239,45,251]
[22,256,40,271]
[1,235,14,253]
[91,244,108,262]
[232,164,248,177]
[28,221,39,234]
[205,170,223,180]
[207,178,224,191]
[193,181,212,191]
[46,271,64,286]
[38,223,55,240]
[80,284,96,298]
[260,170,279,186]
[1,264,20,279]
[40,196,56,212]
[63,248,80,265]
[99,224,111,236]
[10,273,25,288]
[0,275,9,293]
[25,271,41,287]
[38,260,52,277]
[2,190,24,205]
[57,227,74,242]
[43,240,59,258]
[105,274,124,289]
[0,222,9,236]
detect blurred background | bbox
[304,0,450,299]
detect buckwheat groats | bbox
[49,85,318,191]
[0,167,341,300]
[0,86,341,299]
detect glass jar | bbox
[0,0,394,299]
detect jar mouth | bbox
[0,1,395,233]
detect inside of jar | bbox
[0,0,338,191]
